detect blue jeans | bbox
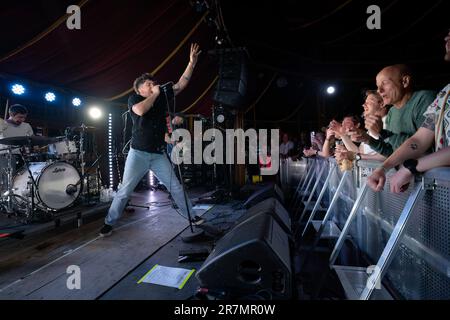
[105,148,193,226]
[167,143,174,160]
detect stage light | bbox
[11,84,25,95]
[276,77,288,88]
[215,34,224,46]
[88,106,103,120]
[214,106,227,125]
[193,0,207,12]
[45,92,56,102]
[206,12,217,27]
[327,86,336,95]
[149,171,155,187]
[72,98,82,107]
[217,114,225,123]
[108,113,114,189]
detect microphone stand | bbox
[161,83,204,242]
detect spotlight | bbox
[276,77,288,88]
[215,34,225,46]
[214,106,227,124]
[11,84,25,95]
[45,92,56,102]
[326,86,336,95]
[193,0,207,12]
[88,106,103,120]
[216,114,225,124]
[205,12,217,27]
[72,98,82,107]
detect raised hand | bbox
[326,128,335,140]
[365,115,383,136]
[190,43,202,66]
[348,128,370,143]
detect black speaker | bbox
[237,197,291,234]
[196,213,292,299]
[243,183,285,209]
[213,48,248,108]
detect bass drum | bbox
[13,162,82,211]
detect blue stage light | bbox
[72,98,82,107]
[45,92,56,102]
[11,84,25,95]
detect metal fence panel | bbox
[293,158,450,299]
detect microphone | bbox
[66,184,78,195]
[160,82,173,93]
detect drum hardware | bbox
[0,135,85,222]
[0,146,17,215]
[0,124,101,222]
[0,145,39,222]
[76,124,96,176]
[75,154,102,205]
[79,125,86,179]
[19,145,44,220]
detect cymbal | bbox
[71,125,96,132]
[0,136,63,146]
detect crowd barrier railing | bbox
[285,156,450,300]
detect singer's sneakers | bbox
[191,215,205,225]
[99,224,113,237]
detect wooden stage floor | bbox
[0,188,240,300]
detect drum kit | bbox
[0,125,101,222]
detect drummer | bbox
[0,104,34,153]
[0,104,34,176]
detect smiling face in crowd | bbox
[342,116,359,132]
[363,93,385,117]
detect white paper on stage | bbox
[192,204,214,211]
[138,265,195,289]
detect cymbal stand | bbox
[79,123,87,178]
[3,147,16,214]
[20,141,40,221]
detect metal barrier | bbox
[288,156,450,300]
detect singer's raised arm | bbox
[173,43,201,96]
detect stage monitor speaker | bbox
[243,183,285,209]
[213,49,248,108]
[237,197,291,234]
[196,213,292,299]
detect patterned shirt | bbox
[421,84,450,150]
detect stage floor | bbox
[0,188,243,300]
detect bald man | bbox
[368,29,450,192]
[351,64,435,157]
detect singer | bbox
[100,43,202,237]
